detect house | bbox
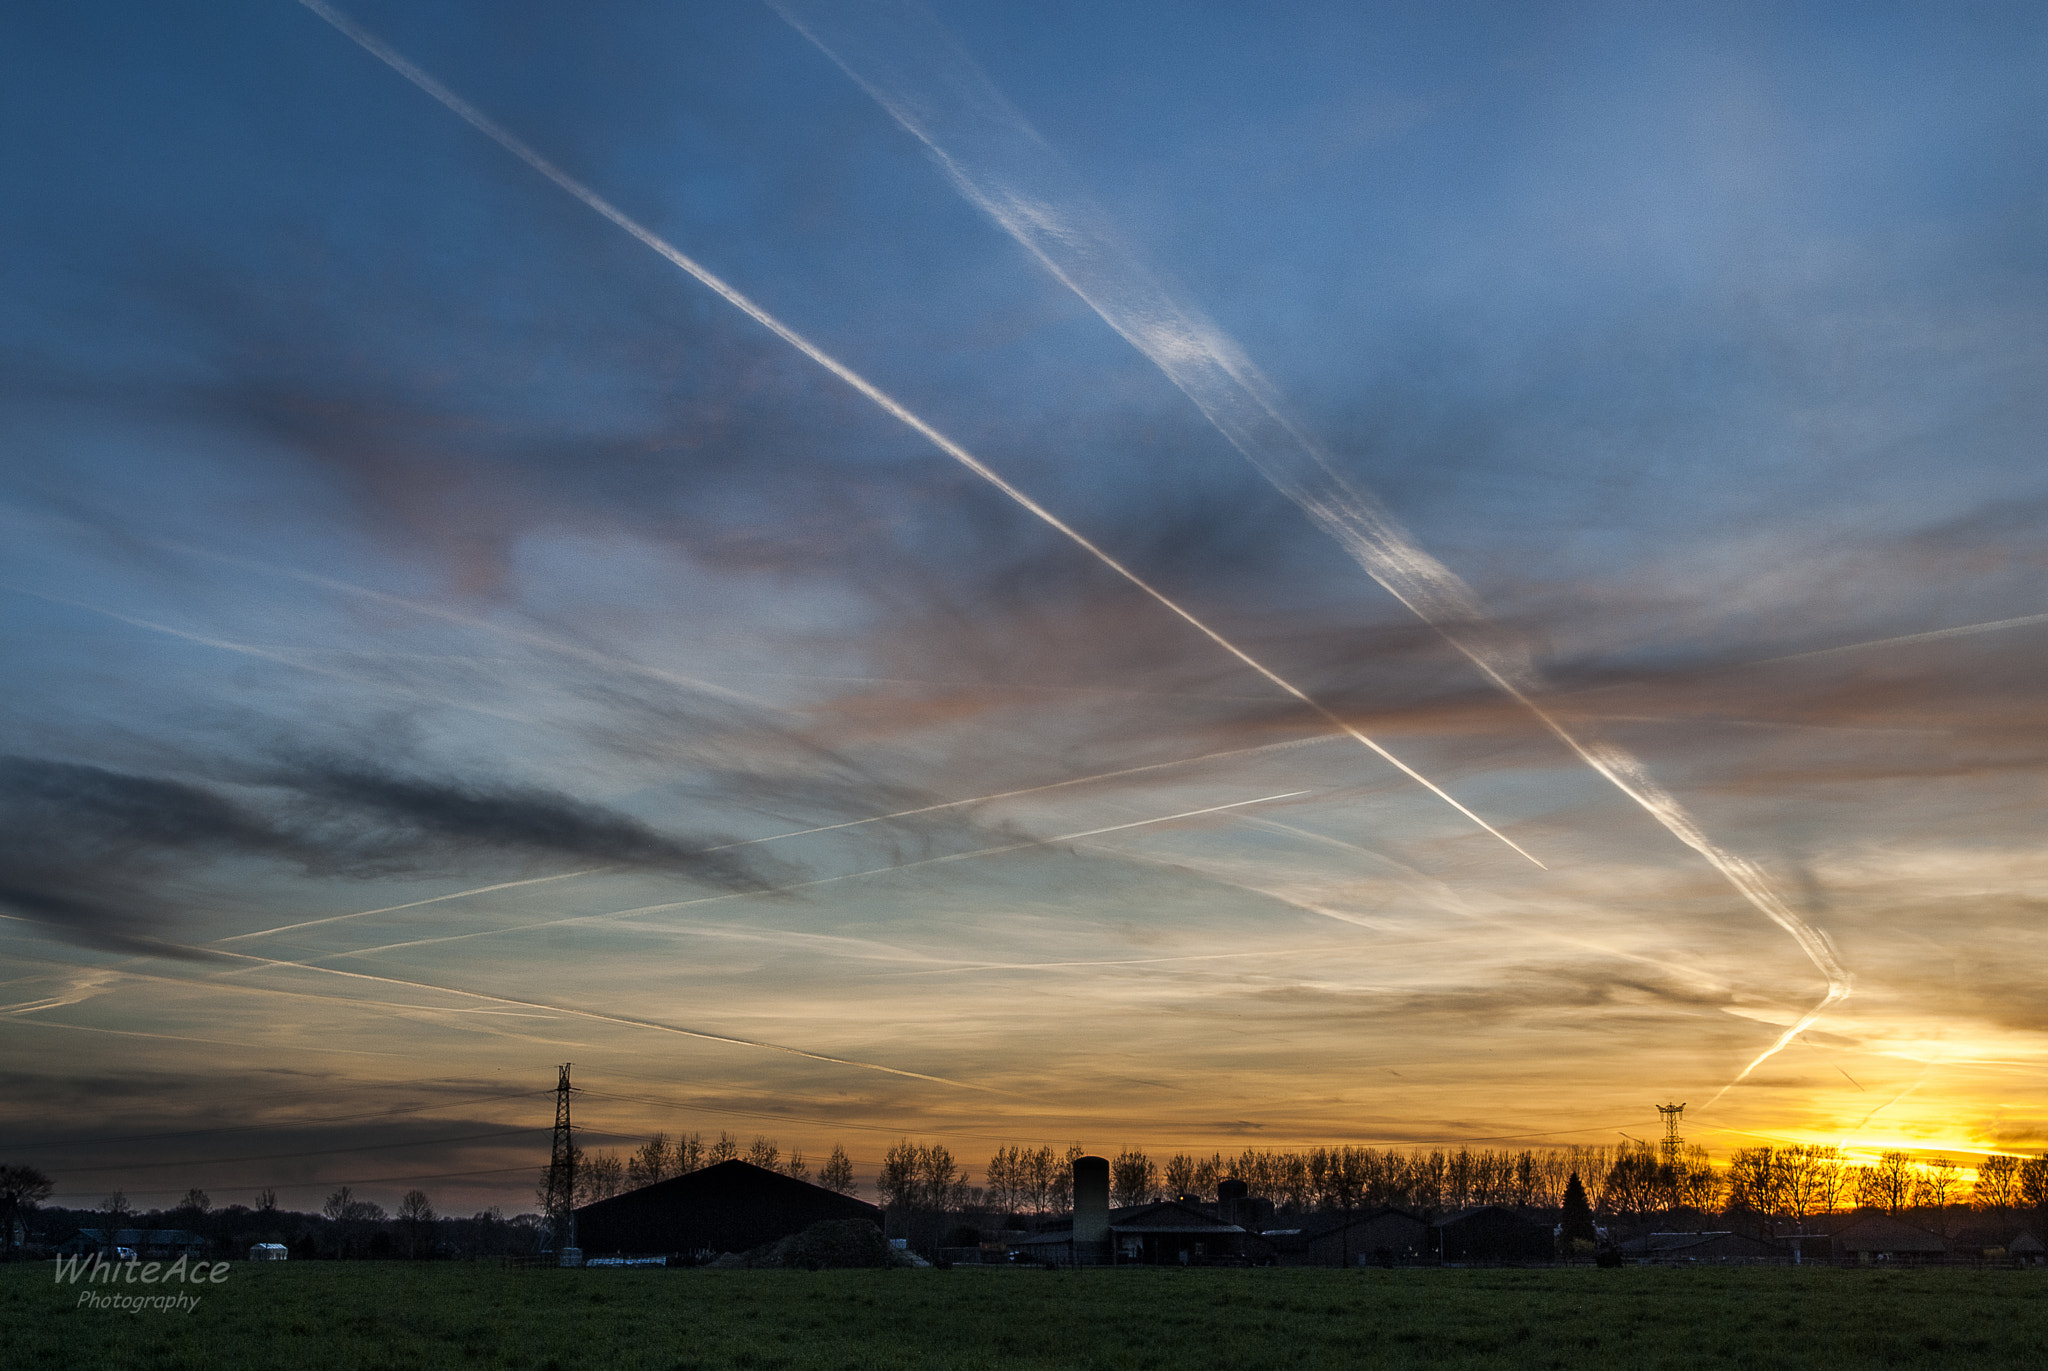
[1108,1200,1271,1266]
[1830,1212,1946,1265]
[1432,1207,1555,1265]
[1950,1224,2045,1266]
[248,1243,289,1261]
[1012,1201,1271,1266]
[59,1229,205,1259]
[1270,1207,1432,1267]
[573,1159,882,1258]
[1621,1230,1779,1264]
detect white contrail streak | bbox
[196,944,1003,1092]
[221,870,603,944]
[221,739,1328,947]
[1753,610,2048,664]
[701,732,1334,850]
[1,586,543,725]
[307,790,1313,961]
[771,0,1848,1078]
[292,0,1540,868]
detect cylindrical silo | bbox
[1072,1155,1110,1246]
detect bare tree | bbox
[626,1133,671,1189]
[708,1132,739,1164]
[819,1144,857,1197]
[1054,1146,1083,1213]
[1163,1153,1198,1199]
[256,1188,277,1214]
[747,1137,780,1172]
[177,1188,211,1216]
[1856,1152,1916,1216]
[0,1165,53,1258]
[102,1189,134,1256]
[1677,1145,1724,1212]
[1972,1155,2020,1210]
[398,1189,435,1259]
[1603,1145,1663,1223]
[785,1150,810,1183]
[1725,1148,1786,1226]
[1916,1157,1961,1214]
[578,1151,625,1203]
[1780,1145,1847,1223]
[879,1140,921,1234]
[2020,1155,2048,1210]
[984,1147,1024,1212]
[1110,1149,1160,1207]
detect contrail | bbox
[219,732,1331,947]
[770,0,1848,1077]
[221,870,603,944]
[292,0,1540,868]
[306,790,1313,961]
[701,733,1335,850]
[1,585,543,726]
[1751,610,2048,665]
[199,943,1004,1092]
[155,540,767,709]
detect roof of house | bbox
[1832,1213,1946,1253]
[1109,1201,1248,1235]
[1952,1224,2044,1253]
[1297,1206,1428,1240]
[1622,1230,1777,1257]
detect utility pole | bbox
[548,1063,579,1260]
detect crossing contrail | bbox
[1752,610,2048,664]
[219,738,1332,947]
[199,943,1005,1092]
[304,790,1313,961]
[770,0,1849,1080]
[293,0,1540,869]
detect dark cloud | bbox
[0,753,779,958]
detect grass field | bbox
[4,1262,2043,1370]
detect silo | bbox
[1072,1155,1110,1247]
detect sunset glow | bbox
[3,0,2045,1217]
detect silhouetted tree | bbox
[398,1189,435,1259]
[1916,1157,1961,1214]
[101,1189,133,1255]
[819,1144,856,1197]
[1856,1151,1916,1216]
[0,1165,53,1258]
[2017,1155,2048,1211]
[1110,1149,1160,1207]
[1561,1172,1597,1252]
[578,1151,624,1203]
[1974,1155,2020,1210]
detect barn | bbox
[574,1159,882,1258]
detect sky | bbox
[3,0,2046,1214]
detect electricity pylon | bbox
[546,1063,578,1250]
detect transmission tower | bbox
[546,1063,578,1251]
[1656,1102,1686,1172]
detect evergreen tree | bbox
[1561,1172,1597,1243]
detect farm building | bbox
[1950,1224,2044,1265]
[1621,1230,1779,1264]
[1431,1206,1556,1264]
[1830,1212,1947,1265]
[1268,1207,1432,1267]
[574,1159,881,1258]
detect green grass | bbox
[4,1262,2043,1370]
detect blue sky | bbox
[4,0,2046,1210]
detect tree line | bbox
[588,1132,2048,1226]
